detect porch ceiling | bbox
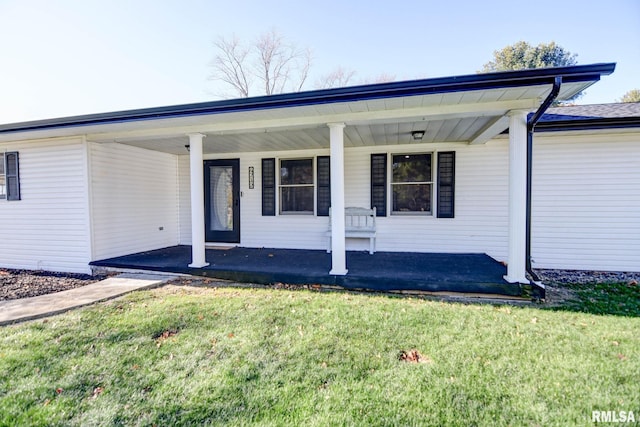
[86,81,589,154]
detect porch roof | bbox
[0,63,615,152]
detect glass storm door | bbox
[204,159,240,243]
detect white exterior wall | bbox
[346,143,509,258]
[90,142,180,260]
[531,133,640,271]
[177,154,192,245]
[179,143,511,260]
[0,137,92,273]
[2,128,635,275]
[177,133,639,272]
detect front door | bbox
[204,159,240,243]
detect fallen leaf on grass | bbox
[617,354,628,361]
[399,349,432,364]
[531,317,538,324]
[55,388,63,395]
[90,387,104,399]
[154,329,178,347]
[227,333,234,338]
[612,341,619,346]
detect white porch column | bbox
[504,111,528,283]
[328,123,348,275]
[188,133,209,268]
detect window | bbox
[279,158,314,214]
[1,152,20,201]
[391,153,432,214]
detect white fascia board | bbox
[87,98,541,143]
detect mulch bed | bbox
[0,269,107,301]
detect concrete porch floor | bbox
[91,246,529,298]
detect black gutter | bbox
[526,76,562,290]
[0,63,615,135]
[533,116,640,132]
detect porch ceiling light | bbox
[411,130,425,140]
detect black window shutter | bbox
[437,151,455,218]
[261,158,275,216]
[5,152,20,201]
[316,156,331,216]
[370,153,387,216]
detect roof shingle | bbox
[541,102,640,122]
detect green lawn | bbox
[1,282,638,426]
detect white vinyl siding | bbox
[0,138,92,273]
[174,132,640,273]
[2,126,636,276]
[367,143,509,257]
[179,144,510,258]
[181,149,332,249]
[178,154,192,245]
[531,134,640,271]
[90,142,179,260]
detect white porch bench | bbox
[326,207,377,254]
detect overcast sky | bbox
[1,0,638,124]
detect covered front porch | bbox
[91,246,533,298]
[79,66,612,292]
[56,64,615,299]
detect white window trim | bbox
[389,151,435,216]
[278,157,316,215]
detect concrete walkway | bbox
[0,273,174,326]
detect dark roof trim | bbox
[0,63,615,135]
[533,116,640,132]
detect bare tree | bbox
[210,30,312,98]
[362,72,396,84]
[255,29,311,95]
[316,67,357,89]
[210,35,252,98]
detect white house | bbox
[0,63,638,295]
